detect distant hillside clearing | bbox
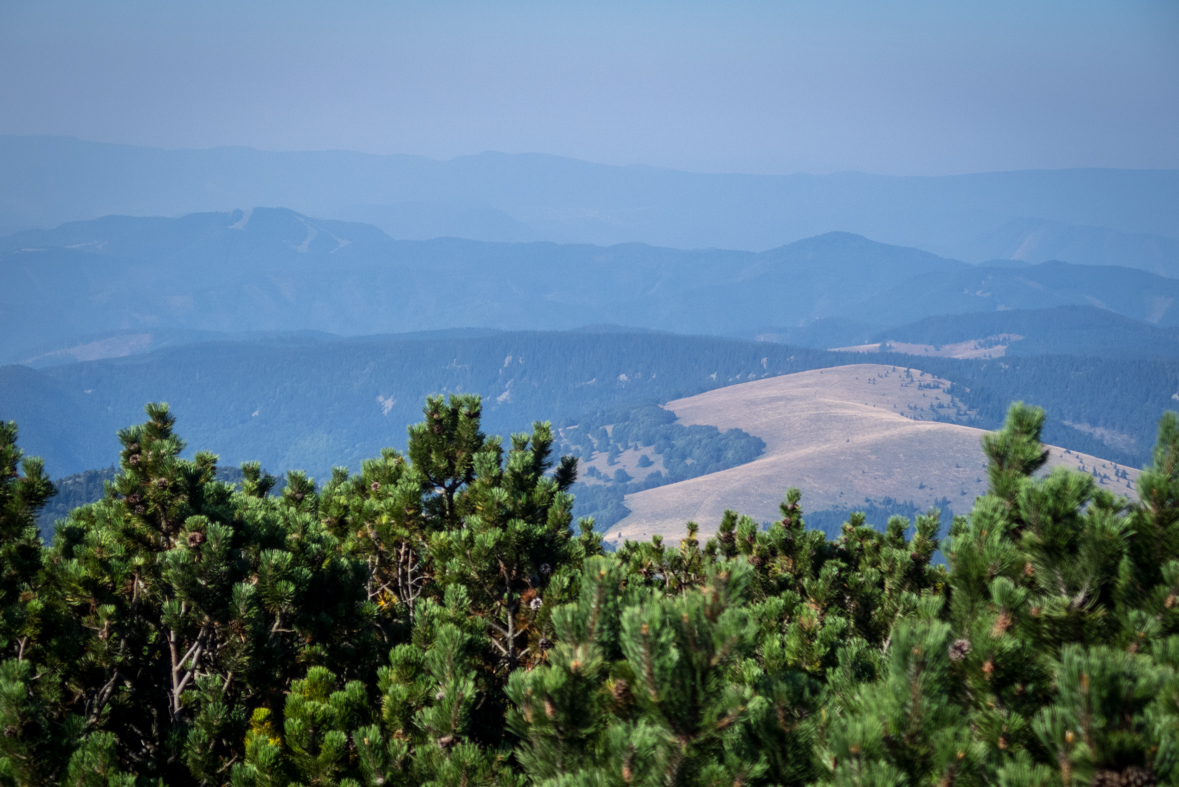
[605,364,1140,543]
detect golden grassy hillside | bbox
[605,363,1141,544]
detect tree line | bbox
[0,394,1177,786]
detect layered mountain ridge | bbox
[5,207,1179,366]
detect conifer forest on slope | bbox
[2,394,1179,787]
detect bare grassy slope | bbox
[606,364,1140,543]
[831,335,1023,360]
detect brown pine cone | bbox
[1120,766,1157,787]
[1091,772,1121,787]
[948,639,972,662]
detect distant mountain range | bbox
[4,207,1179,365]
[2,135,1177,273]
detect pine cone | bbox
[612,679,632,704]
[129,454,141,466]
[187,531,205,548]
[1092,772,1122,787]
[134,505,146,515]
[719,531,735,544]
[948,639,972,662]
[529,597,543,611]
[1120,766,1157,787]
[371,481,380,492]
[156,478,168,489]
[126,494,140,506]
[538,637,553,651]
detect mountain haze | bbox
[2,136,1177,269]
[966,217,1179,278]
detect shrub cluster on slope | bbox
[0,397,1177,786]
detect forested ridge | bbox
[868,306,1179,361]
[2,391,1178,787]
[5,330,1175,481]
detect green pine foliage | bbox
[0,397,1177,785]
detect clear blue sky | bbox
[1,0,1175,175]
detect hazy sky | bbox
[1,0,1176,175]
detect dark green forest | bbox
[2,392,1178,786]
